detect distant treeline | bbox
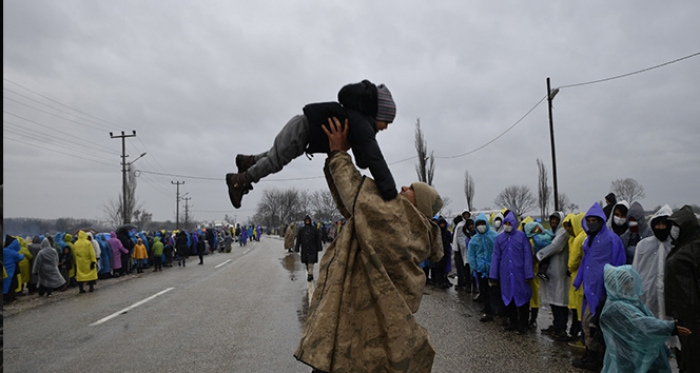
[3,217,180,237]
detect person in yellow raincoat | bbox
[133,238,148,274]
[16,236,33,294]
[74,231,97,293]
[565,212,586,347]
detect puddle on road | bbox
[280,253,303,280]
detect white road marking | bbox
[90,287,174,326]
[215,259,232,268]
[243,248,252,254]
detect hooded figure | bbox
[566,213,586,331]
[489,212,533,333]
[108,232,129,274]
[572,202,626,370]
[284,222,296,252]
[96,234,113,276]
[3,237,25,295]
[295,151,443,373]
[599,264,677,373]
[17,236,33,290]
[607,200,630,237]
[468,212,500,321]
[602,193,617,221]
[74,231,97,292]
[28,236,43,290]
[86,232,101,272]
[32,238,66,291]
[664,205,700,372]
[620,201,653,264]
[296,215,322,281]
[536,211,571,336]
[632,204,680,350]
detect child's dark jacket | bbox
[303,80,397,200]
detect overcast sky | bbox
[4,0,699,224]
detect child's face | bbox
[376,120,389,131]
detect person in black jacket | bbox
[196,234,206,265]
[295,215,322,282]
[175,231,189,268]
[226,80,398,209]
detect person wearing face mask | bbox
[572,203,626,371]
[632,204,682,368]
[489,212,533,334]
[607,200,630,237]
[620,201,653,264]
[491,211,506,235]
[536,212,571,340]
[664,205,700,373]
[467,213,499,322]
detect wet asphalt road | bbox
[5,237,587,373]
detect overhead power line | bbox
[3,78,116,130]
[4,135,115,167]
[559,51,700,89]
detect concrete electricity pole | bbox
[110,130,137,225]
[171,181,185,229]
[183,196,192,231]
[546,77,560,212]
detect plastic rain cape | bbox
[599,264,674,373]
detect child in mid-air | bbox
[226,80,397,208]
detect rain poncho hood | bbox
[600,264,674,373]
[632,205,674,321]
[537,211,570,307]
[32,238,66,289]
[607,200,630,236]
[620,201,653,263]
[574,202,626,315]
[3,239,25,294]
[74,231,97,282]
[489,212,533,307]
[467,212,499,277]
[664,204,700,322]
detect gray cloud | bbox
[4,0,699,223]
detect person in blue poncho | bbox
[490,212,533,334]
[599,264,691,373]
[468,212,499,322]
[3,236,25,303]
[572,202,626,370]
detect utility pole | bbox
[547,77,560,212]
[183,197,192,231]
[110,130,137,224]
[171,181,185,230]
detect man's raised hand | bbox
[323,117,350,153]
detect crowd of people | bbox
[2,224,265,300]
[423,193,698,372]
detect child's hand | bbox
[323,117,350,152]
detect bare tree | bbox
[536,159,551,220]
[311,190,342,222]
[556,193,580,214]
[414,119,435,185]
[494,185,536,217]
[103,198,122,228]
[610,178,646,203]
[132,209,153,231]
[463,170,475,211]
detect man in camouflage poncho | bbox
[295,118,444,373]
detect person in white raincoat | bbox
[536,211,570,339]
[631,204,681,353]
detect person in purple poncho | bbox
[490,212,534,334]
[572,202,626,371]
[108,232,129,278]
